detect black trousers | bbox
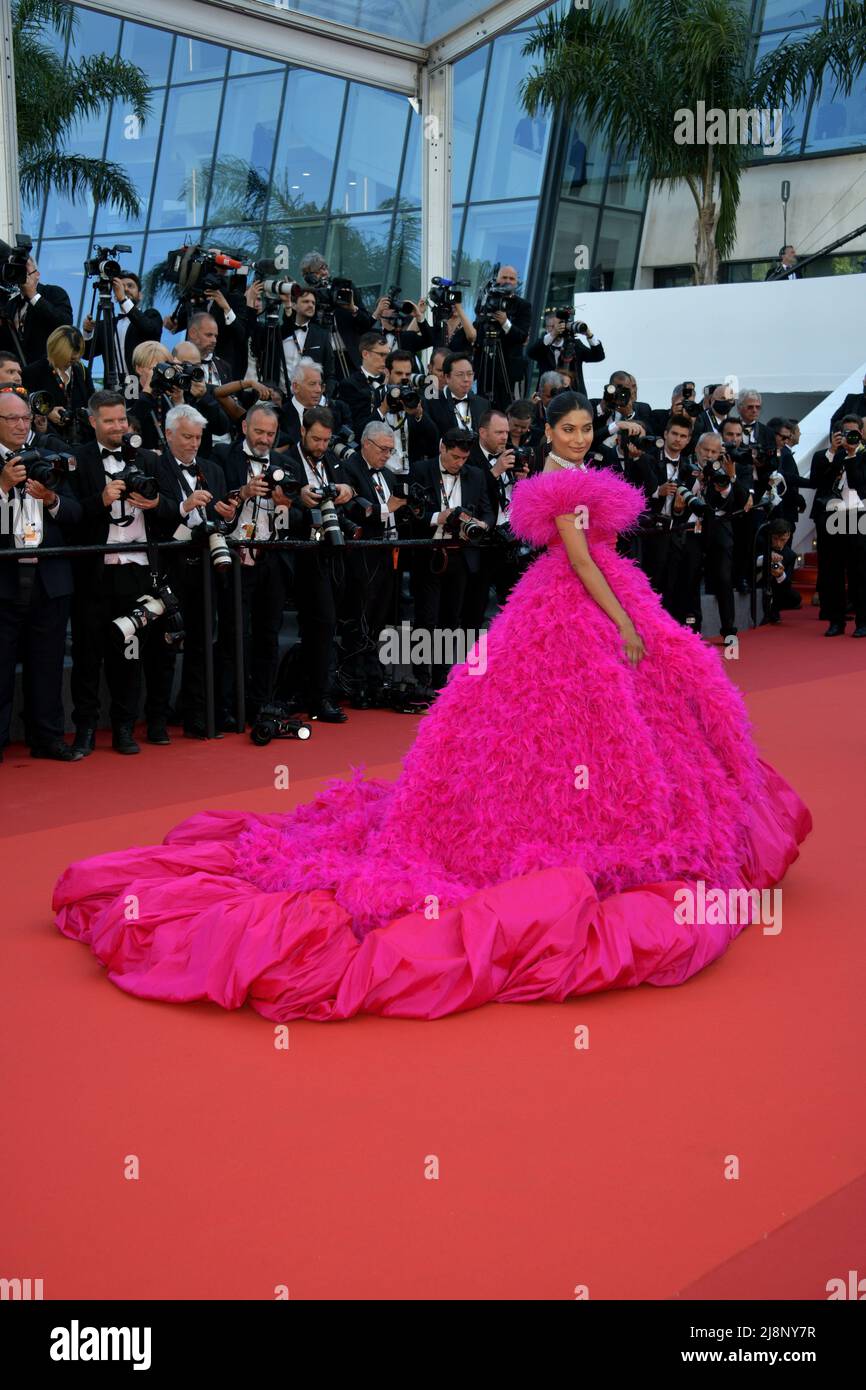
[820,522,866,626]
[293,548,345,705]
[216,553,285,719]
[340,547,397,687]
[143,557,212,729]
[71,563,152,728]
[412,547,471,687]
[0,566,69,748]
[639,526,703,628]
[704,522,737,636]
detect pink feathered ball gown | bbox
[53,466,811,1020]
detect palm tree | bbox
[520,0,866,284]
[13,0,150,218]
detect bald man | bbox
[471,264,533,411]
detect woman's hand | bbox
[619,620,645,667]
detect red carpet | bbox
[2,608,864,1300]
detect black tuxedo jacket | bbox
[590,400,653,451]
[358,404,438,466]
[154,450,226,529]
[70,441,179,585]
[85,302,164,375]
[252,315,336,395]
[0,284,74,364]
[526,334,605,394]
[694,407,739,438]
[465,440,527,523]
[276,395,353,452]
[375,320,434,371]
[212,439,306,541]
[407,455,495,573]
[764,262,802,281]
[22,357,96,443]
[0,472,81,599]
[174,295,250,378]
[630,448,691,512]
[426,389,490,440]
[334,369,387,438]
[339,453,411,540]
[279,443,355,540]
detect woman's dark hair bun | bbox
[546,389,592,425]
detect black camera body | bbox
[442,508,489,543]
[250,702,312,745]
[255,259,294,302]
[845,428,862,445]
[84,244,131,284]
[12,448,73,490]
[302,273,353,327]
[603,382,631,411]
[428,276,469,311]
[511,444,534,470]
[384,285,416,331]
[0,234,33,289]
[165,244,249,303]
[377,382,421,414]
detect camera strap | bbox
[146,536,161,590]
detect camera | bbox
[113,583,183,646]
[675,483,708,516]
[301,271,353,326]
[443,508,489,543]
[250,702,313,745]
[11,448,73,490]
[603,382,631,411]
[255,259,294,301]
[84,245,131,283]
[116,462,158,501]
[149,362,185,395]
[308,479,355,546]
[428,276,469,311]
[0,234,32,290]
[704,460,731,488]
[680,399,701,419]
[377,382,421,414]
[384,285,416,331]
[479,285,513,316]
[845,428,862,445]
[387,475,427,518]
[511,444,534,470]
[164,245,249,302]
[328,422,358,462]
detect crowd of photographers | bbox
[0,233,852,762]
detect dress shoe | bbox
[824,623,845,636]
[146,723,171,745]
[71,725,96,757]
[853,626,866,638]
[112,724,140,755]
[217,715,239,733]
[31,741,83,762]
[183,724,224,740]
[308,699,348,723]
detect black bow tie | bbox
[180,461,198,475]
[100,447,120,460]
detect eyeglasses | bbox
[368,440,395,454]
[0,412,30,421]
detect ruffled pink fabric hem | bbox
[52,759,811,1021]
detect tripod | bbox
[475,316,512,407]
[0,287,29,367]
[255,299,293,397]
[86,278,127,389]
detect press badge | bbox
[22,520,40,546]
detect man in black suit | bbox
[527,311,605,395]
[339,420,411,703]
[408,428,495,691]
[696,433,750,640]
[471,265,531,408]
[359,349,438,471]
[759,518,802,624]
[82,271,163,381]
[334,332,390,438]
[631,416,703,629]
[278,358,352,451]
[69,390,179,756]
[167,285,251,379]
[463,408,533,628]
[590,370,652,449]
[426,352,490,439]
[764,245,802,281]
[763,417,802,529]
[279,405,360,721]
[184,312,235,389]
[648,384,700,441]
[0,388,82,760]
[830,375,866,431]
[297,251,374,379]
[369,291,433,372]
[251,283,336,397]
[736,389,774,451]
[213,402,301,728]
[695,384,737,438]
[810,414,866,636]
[0,256,73,366]
[145,403,237,740]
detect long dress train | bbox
[53,466,811,1020]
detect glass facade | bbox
[18,0,866,327]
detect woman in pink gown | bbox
[53,393,811,1020]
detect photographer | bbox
[334,332,391,438]
[697,432,749,642]
[764,417,802,528]
[830,373,866,432]
[252,282,335,396]
[339,421,409,705]
[145,404,234,741]
[720,416,757,595]
[279,358,352,451]
[170,340,233,448]
[185,313,235,388]
[69,390,178,756]
[463,408,532,627]
[590,370,652,449]
[433,290,476,355]
[363,349,437,471]
[297,251,373,378]
[409,428,494,692]
[812,414,866,637]
[166,284,250,380]
[737,390,773,451]
[427,352,489,438]
[371,290,433,370]
[695,384,736,437]
[213,401,299,729]
[0,251,73,365]
[527,311,605,395]
[471,265,532,410]
[22,326,95,446]
[649,382,700,439]
[82,271,163,379]
[126,340,172,449]
[631,416,703,628]
[281,405,359,721]
[758,519,802,625]
[0,388,82,761]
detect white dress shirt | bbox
[100,449,148,565]
[433,467,462,539]
[0,444,60,561]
